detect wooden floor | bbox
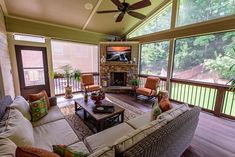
[109,93,235,157]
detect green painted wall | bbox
[5,16,115,44]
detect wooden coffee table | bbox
[74,98,125,132]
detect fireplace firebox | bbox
[110,72,127,86]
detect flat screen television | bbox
[106,46,131,62]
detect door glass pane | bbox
[21,50,44,68]
[24,69,45,86]
[21,50,45,86]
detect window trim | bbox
[176,0,235,27]
[171,29,235,86]
[139,40,170,78]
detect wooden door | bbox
[15,45,50,99]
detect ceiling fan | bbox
[96,0,151,22]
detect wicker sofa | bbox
[0,95,200,157]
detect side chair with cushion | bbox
[135,76,160,101]
[81,74,101,92]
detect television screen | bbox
[106,46,131,62]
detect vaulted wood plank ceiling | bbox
[4,0,164,36]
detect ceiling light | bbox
[84,3,93,10]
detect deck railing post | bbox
[166,39,175,94]
[214,87,226,117]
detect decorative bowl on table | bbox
[91,91,105,105]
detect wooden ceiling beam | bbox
[82,0,103,30]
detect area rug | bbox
[60,94,145,140]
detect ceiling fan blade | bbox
[129,0,151,10]
[111,0,122,7]
[116,12,125,22]
[128,11,146,20]
[96,10,119,13]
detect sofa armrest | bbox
[49,96,57,106]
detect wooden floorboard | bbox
[109,93,235,157]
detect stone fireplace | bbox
[110,72,127,86]
[99,41,139,92]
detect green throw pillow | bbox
[29,96,48,122]
[152,102,162,120]
[53,145,88,157]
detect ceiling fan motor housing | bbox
[118,2,129,13]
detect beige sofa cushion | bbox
[88,147,114,157]
[126,112,152,129]
[158,104,190,121]
[68,141,90,155]
[33,119,79,151]
[32,106,64,127]
[114,118,167,153]
[10,96,31,121]
[0,108,34,146]
[85,123,134,152]
[0,137,17,157]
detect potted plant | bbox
[56,65,81,99]
[130,79,139,90]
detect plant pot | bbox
[64,86,73,99]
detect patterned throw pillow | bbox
[152,102,162,120]
[16,146,60,157]
[29,97,48,122]
[53,145,88,157]
[28,90,50,108]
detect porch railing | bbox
[139,75,235,120]
[222,90,235,117]
[54,73,99,95]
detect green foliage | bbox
[130,79,139,86]
[204,54,235,79]
[57,64,81,87]
[129,0,235,38]
[129,4,172,38]
[174,31,235,77]
[178,0,235,26]
[141,41,169,76]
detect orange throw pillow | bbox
[28,90,50,108]
[159,98,172,112]
[16,147,60,157]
